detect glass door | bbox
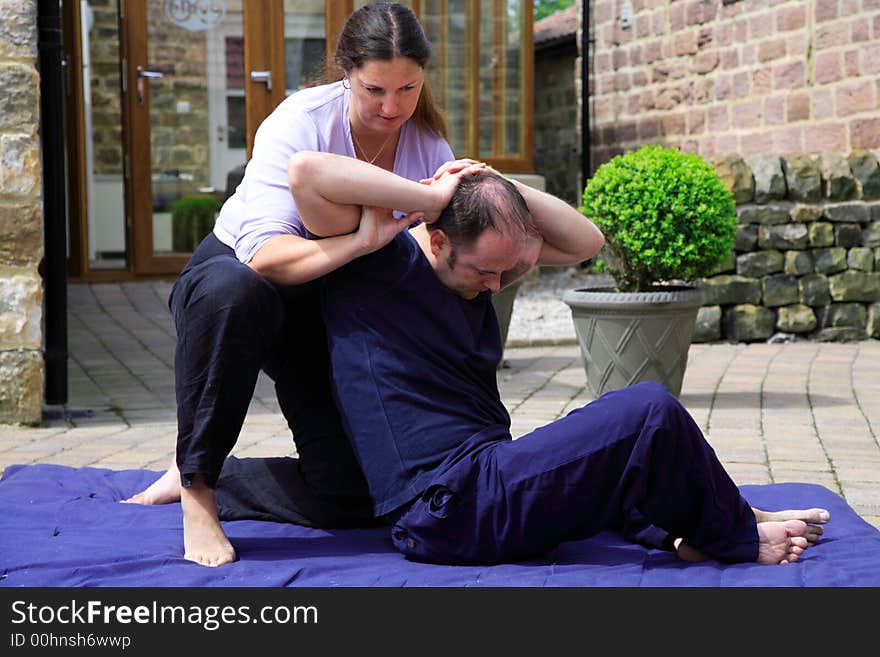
[283,0,327,95]
[206,26,247,193]
[122,0,326,275]
[122,0,244,273]
[64,0,129,274]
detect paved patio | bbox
[1,281,878,530]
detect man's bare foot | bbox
[180,476,236,567]
[121,460,181,505]
[800,523,824,545]
[756,520,809,565]
[675,518,813,565]
[752,506,830,525]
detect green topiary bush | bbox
[580,144,737,293]
[170,194,221,253]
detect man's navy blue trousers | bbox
[391,382,760,565]
[171,234,759,563]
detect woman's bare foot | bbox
[121,459,181,505]
[756,520,809,565]
[180,476,236,567]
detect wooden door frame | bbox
[242,0,286,160]
[326,0,353,71]
[63,0,147,282]
[62,0,88,280]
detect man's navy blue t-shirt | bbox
[322,231,512,516]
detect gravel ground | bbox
[506,267,613,346]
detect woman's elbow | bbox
[287,151,320,190]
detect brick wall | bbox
[588,0,880,170]
[0,0,44,424]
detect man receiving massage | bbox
[287,151,830,566]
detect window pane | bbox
[285,37,325,93]
[503,0,523,157]
[83,0,127,269]
[422,0,468,155]
[226,96,246,149]
[147,0,231,255]
[344,1,528,164]
[479,0,523,159]
[225,37,246,149]
[283,0,326,95]
[478,0,493,155]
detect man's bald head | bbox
[427,171,536,252]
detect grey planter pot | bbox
[562,286,704,398]
[492,278,524,369]
[492,279,523,348]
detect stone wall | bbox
[0,0,44,424]
[694,151,880,342]
[588,0,880,170]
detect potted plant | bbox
[170,193,222,253]
[563,144,736,397]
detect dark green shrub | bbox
[580,144,736,292]
[171,194,221,252]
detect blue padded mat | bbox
[1,464,878,587]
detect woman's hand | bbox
[420,161,487,223]
[423,158,485,182]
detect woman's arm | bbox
[247,198,419,285]
[251,152,481,285]
[248,232,380,285]
[286,151,481,238]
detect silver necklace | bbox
[351,126,394,165]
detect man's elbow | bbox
[573,227,605,263]
[590,229,605,256]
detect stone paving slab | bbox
[0,282,877,532]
